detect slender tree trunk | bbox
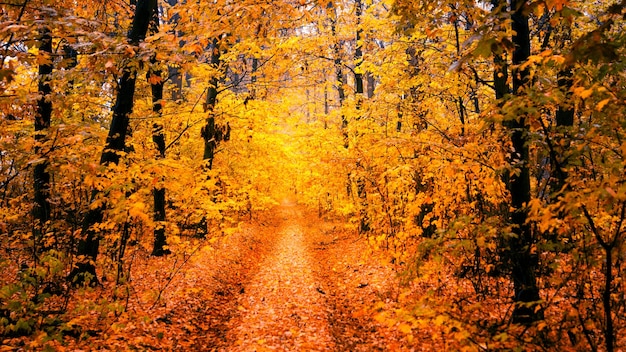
[555,70,574,127]
[397,102,403,132]
[150,60,169,256]
[69,0,158,286]
[603,241,615,352]
[354,0,364,100]
[583,205,620,352]
[328,2,346,136]
[198,37,231,237]
[353,0,369,233]
[491,2,508,101]
[248,22,263,100]
[151,76,168,255]
[169,66,183,102]
[147,5,169,257]
[202,38,221,171]
[507,0,542,324]
[62,45,78,85]
[166,0,185,102]
[552,66,574,188]
[539,20,572,193]
[33,26,53,254]
[326,2,351,196]
[452,10,466,135]
[334,35,346,133]
[366,72,375,99]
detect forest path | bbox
[225,202,336,350]
[219,201,407,351]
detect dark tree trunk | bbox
[491,1,508,101]
[354,0,369,233]
[507,0,542,324]
[198,37,231,237]
[150,62,169,256]
[555,69,574,127]
[354,0,364,99]
[543,67,574,194]
[537,19,573,193]
[33,26,53,246]
[248,23,263,100]
[68,0,158,286]
[202,38,221,171]
[366,73,375,99]
[169,66,184,102]
[167,0,184,102]
[452,10,466,134]
[147,5,169,257]
[151,73,168,255]
[62,45,78,84]
[493,52,508,100]
[328,2,346,134]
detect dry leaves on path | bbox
[222,204,410,351]
[225,205,335,351]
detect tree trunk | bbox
[328,2,346,135]
[452,9,466,134]
[150,61,169,256]
[354,0,364,100]
[491,1,508,101]
[197,37,232,237]
[166,0,185,102]
[354,0,369,233]
[68,0,158,286]
[147,5,169,257]
[507,0,542,324]
[366,72,375,99]
[33,26,53,249]
[551,67,574,188]
[202,38,221,171]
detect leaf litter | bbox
[4,204,410,351]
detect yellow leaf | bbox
[434,315,446,325]
[596,98,610,111]
[398,323,412,334]
[129,201,146,218]
[573,86,593,99]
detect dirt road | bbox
[214,203,406,351]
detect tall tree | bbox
[201,38,226,171]
[148,6,169,256]
[354,0,364,102]
[552,25,574,191]
[353,0,369,233]
[69,0,159,285]
[33,25,53,251]
[504,0,542,324]
[327,2,346,135]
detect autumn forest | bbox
[1,0,625,350]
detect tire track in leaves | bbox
[305,218,409,351]
[225,205,336,351]
[149,217,280,351]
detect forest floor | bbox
[25,201,411,351]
